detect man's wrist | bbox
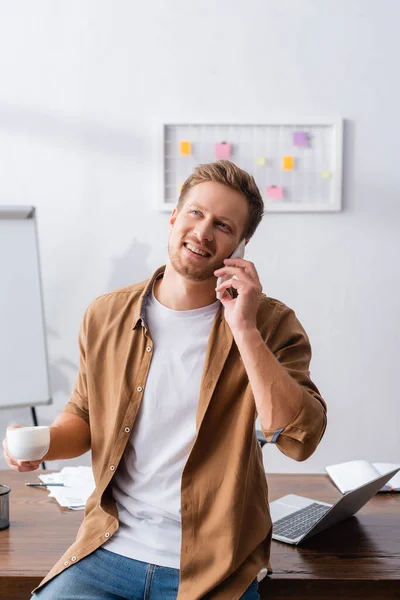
[231,326,263,347]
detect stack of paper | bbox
[325,460,400,494]
[38,466,95,510]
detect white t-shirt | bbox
[104,289,219,568]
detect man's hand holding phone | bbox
[215,240,246,301]
[214,241,263,335]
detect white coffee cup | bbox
[6,426,50,462]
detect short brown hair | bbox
[177,160,264,240]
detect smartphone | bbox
[216,239,246,300]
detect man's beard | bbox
[168,241,221,282]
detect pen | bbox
[25,482,65,487]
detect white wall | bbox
[0,0,399,473]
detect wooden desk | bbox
[260,474,400,600]
[0,471,399,600]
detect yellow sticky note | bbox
[178,184,183,193]
[180,141,191,156]
[257,156,266,165]
[283,156,294,170]
[321,170,331,179]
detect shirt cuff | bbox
[267,427,285,443]
[63,397,90,425]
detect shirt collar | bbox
[132,265,225,330]
[132,265,166,330]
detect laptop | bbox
[269,467,400,545]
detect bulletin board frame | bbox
[159,119,343,213]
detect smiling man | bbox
[4,160,327,600]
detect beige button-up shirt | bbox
[34,266,327,599]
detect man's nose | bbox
[194,221,214,243]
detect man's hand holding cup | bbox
[3,425,50,472]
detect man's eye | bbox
[217,222,228,229]
[190,210,200,216]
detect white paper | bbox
[325,460,400,494]
[38,466,95,509]
[372,463,400,491]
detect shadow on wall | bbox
[0,103,148,159]
[43,238,153,421]
[107,238,153,291]
[49,358,79,398]
[47,326,79,399]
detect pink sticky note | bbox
[267,185,284,200]
[293,131,309,147]
[215,142,232,159]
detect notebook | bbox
[325,460,400,494]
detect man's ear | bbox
[169,208,178,232]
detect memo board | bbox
[161,119,343,212]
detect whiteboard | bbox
[161,119,343,212]
[0,207,51,409]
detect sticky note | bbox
[267,186,284,200]
[215,142,232,159]
[180,141,191,155]
[257,156,266,165]
[283,156,294,170]
[293,131,309,147]
[178,184,183,193]
[321,170,331,179]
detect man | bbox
[3,160,327,599]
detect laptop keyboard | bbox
[273,502,331,540]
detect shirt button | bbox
[104,532,110,538]
[110,465,115,471]
[146,347,152,352]
[137,386,143,392]
[64,561,69,566]
[71,556,77,562]
[124,427,130,433]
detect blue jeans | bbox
[32,547,260,599]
